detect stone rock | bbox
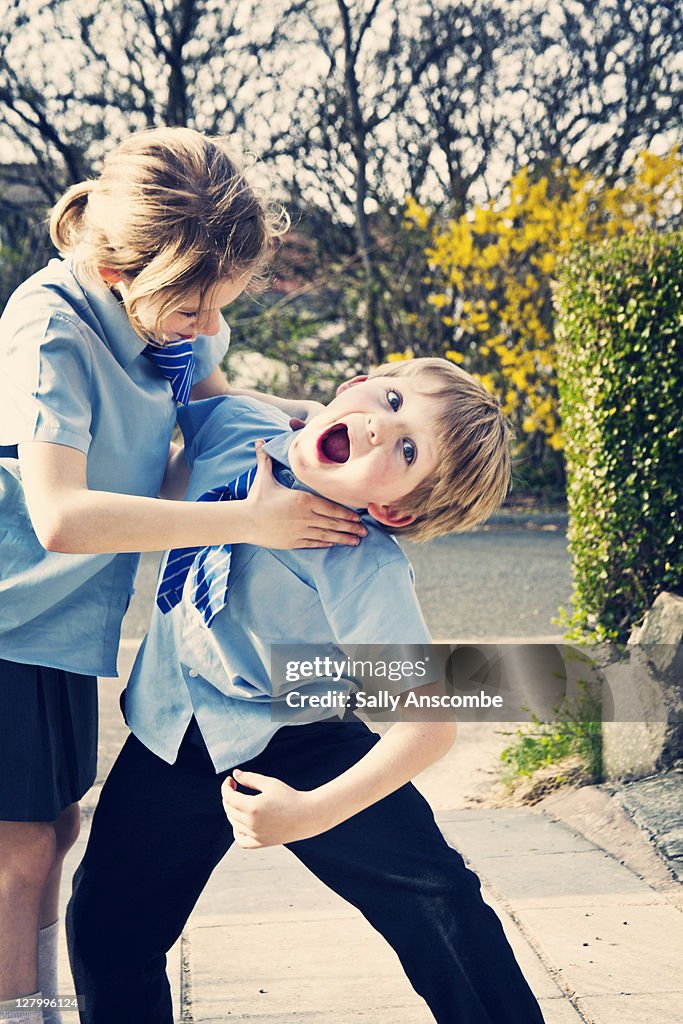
[628,591,683,679]
[603,592,683,780]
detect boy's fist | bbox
[222,769,332,848]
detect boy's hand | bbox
[242,440,366,549]
[158,441,191,500]
[222,769,332,848]
[295,399,325,421]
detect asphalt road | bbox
[121,521,572,642]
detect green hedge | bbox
[554,232,683,642]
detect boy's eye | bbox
[402,440,416,465]
[180,311,197,318]
[387,389,401,411]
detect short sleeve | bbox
[191,315,231,384]
[323,556,433,646]
[319,555,437,696]
[0,311,93,453]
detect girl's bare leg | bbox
[39,804,81,928]
[0,821,56,998]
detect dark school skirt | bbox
[0,659,98,822]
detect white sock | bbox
[38,923,62,1024]
[0,992,44,1023]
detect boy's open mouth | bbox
[317,423,350,464]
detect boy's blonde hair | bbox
[50,126,288,341]
[368,358,513,541]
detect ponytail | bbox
[49,181,95,253]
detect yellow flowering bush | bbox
[405,150,683,479]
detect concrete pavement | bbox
[55,639,683,1023]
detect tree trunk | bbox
[337,0,384,364]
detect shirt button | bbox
[280,469,295,487]
[188,669,199,678]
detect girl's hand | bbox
[243,440,366,548]
[222,770,332,848]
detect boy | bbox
[67,358,545,1023]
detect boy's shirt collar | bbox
[260,430,299,489]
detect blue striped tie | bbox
[156,463,259,626]
[143,340,195,405]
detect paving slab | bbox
[410,720,513,810]
[516,903,683,998]
[574,992,683,1024]
[440,807,597,857]
[56,835,88,1013]
[186,911,434,1021]
[536,998,587,1023]
[450,845,651,905]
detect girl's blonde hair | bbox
[368,358,513,541]
[50,126,288,341]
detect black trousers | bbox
[67,717,545,1024]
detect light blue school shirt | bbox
[124,395,434,771]
[0,258,230,676]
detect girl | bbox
[0,127,365,1024]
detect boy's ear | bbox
[98,266,123,285]
[336,374,368,396]
[366,502,416,529]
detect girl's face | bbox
[116,275,249,343]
